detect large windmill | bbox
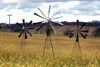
[16,19,33,49]
[34,5,62,58]
[69,20,89,54]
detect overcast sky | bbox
[0,0,100,24]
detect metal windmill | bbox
[34,5,62,58]
[16,19,33,49]
[69,19,89,53]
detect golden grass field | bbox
[0,31,100,67]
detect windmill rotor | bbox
[69,20,89,40]
[16,19,33,39]
[34,5,63,35]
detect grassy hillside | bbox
[0,32,100,67]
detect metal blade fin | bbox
[50,11,60,18]
[76,33,79,42]
[80,32,86,39]
[26,30,32,36]
[36,23,45,31]
[34,13,45,19]
[81,30,89,33]
[27,20,32,27]
[48,5,51,18]
[69,33,76,38]
[22,19,25,26]
[38,8,47,19]
[25,32,27,39]
[18,30,23,38]
[16,23,22,27]
[49,22,56,34]
[51,16,63,20]
[80,23,86,29]
[53,22,64,25]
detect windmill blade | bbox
[25,32,27,39]
[26,30,32,36]
[81,30,89,33]
[50,11,60,18]
[22,19,25,26]
[51,16,63,20]
[48,5,51,18]
[16,23,22,27]
[34,13,45,19]
[80,32,86,39]
[80,23,86,29]
[18,30,23,38]
[27,20,32,27]
[57,22,64,25]
[53,22,64,25]
[36,23,45,31]
[38,8,47,19]
[76,33,79,42]
[49,22,56,34]
[69,33,76,38]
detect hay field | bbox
[0,31,100,67]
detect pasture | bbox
[0,31,100,67]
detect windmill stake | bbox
[72,41,82,55]
[43,36,48,57]
[49,36,55,58]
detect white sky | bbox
[0,1,100,24]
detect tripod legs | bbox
[42,36,48,57]
[42,36,55,58]
[49,36,55,58]
[77,42,81,54]
[72,41,82,54]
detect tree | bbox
[93,28,100,37]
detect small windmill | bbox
[34,5,62,58]
[69,20,89,53]
[16,19,33,49]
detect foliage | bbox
[93,27,100,37]
[45,26,53,32]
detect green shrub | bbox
[93,28,100,37]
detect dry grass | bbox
[0,31,100,67]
